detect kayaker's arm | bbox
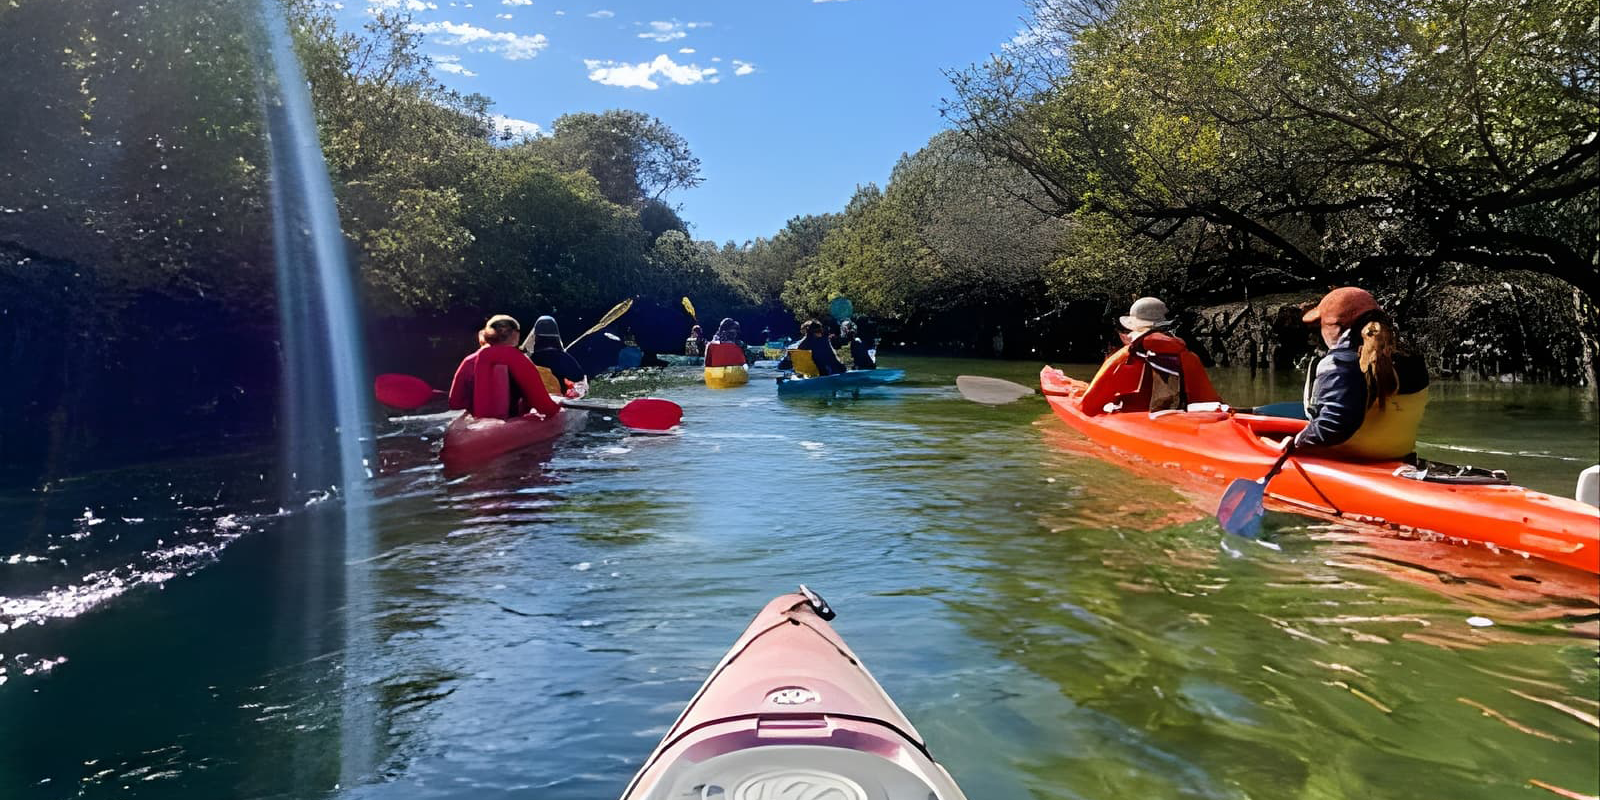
[852,340,876,369]
[508,356,563,416]
[1179,351,1221,404]
[1295,353,1366,448]
[447,355,473,411]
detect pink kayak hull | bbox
[619,592,968,799]
[439,409,585,472]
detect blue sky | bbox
[337,0,1031,244]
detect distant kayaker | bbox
[527,315,589,398]
[704,317,748,368]
[1292,287,1429,460]
[779,320,847,376]
[1081,297,1220,415]
[685,324,706,357]
[709,317,744,348]
[831,320,876,370]
[448,315,563,419]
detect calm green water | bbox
[2,357,1597,799]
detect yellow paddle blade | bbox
[681,296,697,321]
[564,298,634,351]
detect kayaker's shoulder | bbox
[1316,348,1361,371]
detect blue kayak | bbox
[776,369,905,396]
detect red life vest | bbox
[705,342,746,367]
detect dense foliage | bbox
[939,0,1598,377]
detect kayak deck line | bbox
[1040,366,1600,574]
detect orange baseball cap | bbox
[1302,287,1379,327]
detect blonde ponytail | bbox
[1356,312,1398,408]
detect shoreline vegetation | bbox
[1,0,1595,475]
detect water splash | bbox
[256,0,378,788]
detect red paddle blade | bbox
[617,398,682,431]
[1217,478,1266,539]
[374,373,436,410]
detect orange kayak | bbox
[619,588,968,799]
[1041,367,1600,574]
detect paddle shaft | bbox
[1258,441,1295,486]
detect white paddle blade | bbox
[956,375,1034,405]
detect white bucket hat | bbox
[1119,297,1173,332]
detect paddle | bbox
[956,375,1035,405]
[524,298,633,354]
[828,296,853,321]
[372,373,681,431]
[618,397,683,432]
[1216,438,1296,539]
[375,373,441,410]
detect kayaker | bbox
[709,317,744,348]
[779,320,847,376]
[527,315,589,397]
[704,317,748,369]
[831,320,876,370]
[1292,287,1429,460]
[684,324,706,357]
[1081,297,1220,415]
[448,315,563,419]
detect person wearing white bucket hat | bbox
[1081,296,1221,415]
[1119,296,1174,333]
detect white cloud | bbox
[368,0,436,11]
[732,59,755,76]
[638,21,685,41]
[491,114,543,140]
[636,20,709,42]
[495,12,512,18]
[678,47,695,54]
[502,0,531,4]
[587,9,613,18]
[711,56,722,62]
[554,9,564,14]
[436,61,477,76]
[414,21,548,59]
[584,54,719,90]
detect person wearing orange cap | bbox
[1292,287,1429,460]
[1081,297,1221,415]
[447,314,563,420]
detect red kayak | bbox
[1041,367,1600,574]
[619,588,968,799]
[439,409,587,472]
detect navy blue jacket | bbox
[1296,332,1428,448]
[530,347,587,387]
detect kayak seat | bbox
[788,348,821,378]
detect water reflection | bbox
[1,359,1596,799]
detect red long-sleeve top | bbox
[447,344,562,419]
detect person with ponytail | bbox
[447,314,563,420]
[1294,288,1429,460]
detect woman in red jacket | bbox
[1081,297,1220,415]
[447,315,563,419]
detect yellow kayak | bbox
[705,364,749,388]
